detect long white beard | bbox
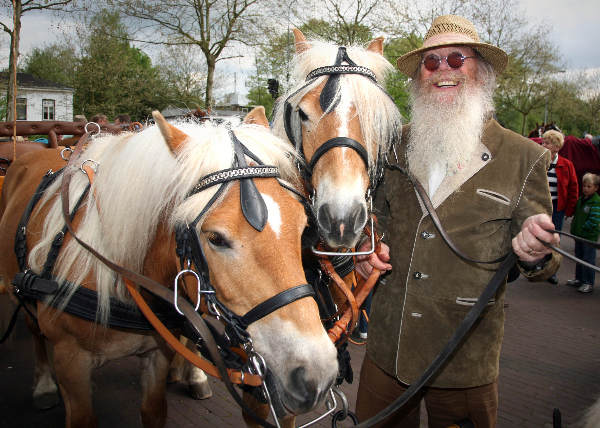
[407,75,494,194]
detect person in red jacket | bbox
[541,129,578,283]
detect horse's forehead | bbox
[204,180,304,238]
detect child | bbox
[566,173,600,293]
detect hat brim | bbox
[396,41,508,77]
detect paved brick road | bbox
[1,228,599,427]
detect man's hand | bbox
[355,241,392,280]
[512,214,559,262]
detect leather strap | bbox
[124,278,261,386]
[324,225,382,344]
[308,137,369,174]
[319,256,359,340]
[355,252,517,427]
[239,283,315,328]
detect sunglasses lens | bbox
[423,54,440,71]
[447,52,465,68]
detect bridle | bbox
[282,46,397,257]
[173,130,316,348]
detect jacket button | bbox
[413,271,429,279]
[421,231,435,239]
[482,153,490,161]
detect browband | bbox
[306,65,377,82]
[188,166,280,196]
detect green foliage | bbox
[0,95,6,121]
[382,35,422,120]
[23,44,78,88]
[73,10,170,121]
[246,85,274,118]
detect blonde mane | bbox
[28,121,301,323]
[272,38,403,174]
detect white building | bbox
[1,73,74,121]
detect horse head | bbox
[155,110,338,416]
[273,29,402,249]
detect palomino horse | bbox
[272,29,402,250]
[0,109,338,427]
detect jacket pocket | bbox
[476,188,511,206]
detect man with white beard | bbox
[354,15,561,427]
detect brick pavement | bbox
[1,228,599,427]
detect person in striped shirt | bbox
[566,173,600,293]
[541,130,578,231]
[541,130,578,284]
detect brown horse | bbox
[0,109,338,427]
[272,29,402,250]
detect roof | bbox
[0,72,74,91]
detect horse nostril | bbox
[317,203,333,233]
[289,367,317,404]
[349,204,367,233]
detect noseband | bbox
[283,46,394,195]
[175,130,314,346]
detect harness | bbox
[9,127,352,428]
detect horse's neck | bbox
[142,223,178,286]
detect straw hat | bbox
[396,15,508,77]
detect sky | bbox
[1,0,599,92]
[519,0,600,70]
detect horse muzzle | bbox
[316,200,367,248]
[265,365,336,417]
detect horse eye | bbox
[298,108,309,122]
[206,231,230,248]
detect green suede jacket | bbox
[367,119,561,388]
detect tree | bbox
[23,42,78,87]
[156,45,207,110]
[1,0,76,120]
[382,34,422,120]
[246,85,274,117]
[108,0,280,109]
[73,10,170,121]
[494,30,563,135]
[302,5,375,45]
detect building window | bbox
[16,98,27,120]
[42,99,55,120]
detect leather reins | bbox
[354,163,600,427]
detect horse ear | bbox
[244,106,270,128]
[293,28,310,53]
[152,110,189,154]
[367,37,385,55]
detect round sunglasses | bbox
[422,52,477,72]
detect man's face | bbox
[418,45,479,103]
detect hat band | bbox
[422,33,479,49]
